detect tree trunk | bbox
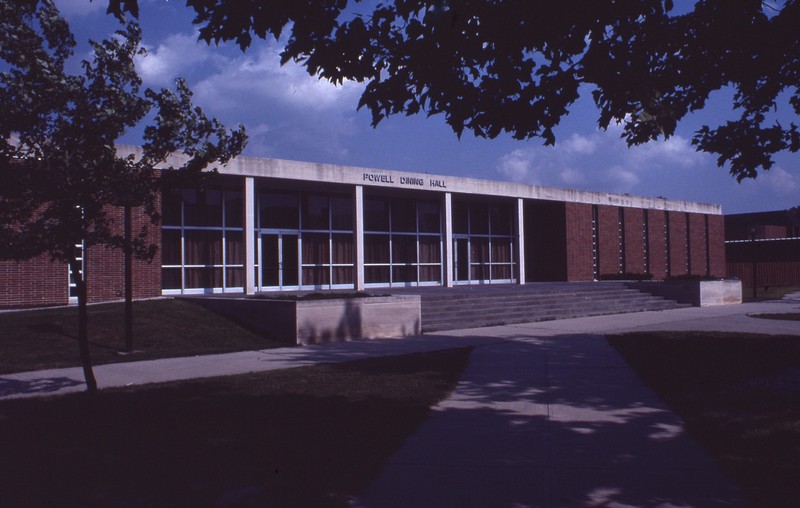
[70,254,98,394]
[124,205,133,353]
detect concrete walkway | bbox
[2,297,799,506]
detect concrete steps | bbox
[417,283,689,332]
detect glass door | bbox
[261,233,299,289]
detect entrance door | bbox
[453,237,470,283]
[261,233,299,289]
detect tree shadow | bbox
[0,376,84,398]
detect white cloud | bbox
[760,166,799,194]
[136,32,213,87]
[496,129,706,193]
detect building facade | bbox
[0,153,727,308]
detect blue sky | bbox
[54,0,799,214]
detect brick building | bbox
[1,151,727,307]
[725,209,800,290]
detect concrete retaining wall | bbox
[627,280,742,307]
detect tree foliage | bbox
[0,0,246,391]
[107,0,799,181]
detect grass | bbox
[0,299,286,374]
[609,331,800,508]
[0,346,472,507]
[749,313,800,322]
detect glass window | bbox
[391,199,416,232]
[330,194,353,231]
[184,230,223,265]
[365,234,390,263]
[470,238,489,265]
[185,267,223,288]
[260,191,299,229]
[492,238,512,263]
[162,268,181,290]
[332,234,354,264]
[365,266,390,284]
[490,205,512,235]
[417,201,441,233]
[161,190,182,226]
[453,203,469,234]
[364,197,389,231]
[302,233,330,265]
[303,266,330,286]
[226,231,244,264]
[226,268,244,288]
[392,235,417,264]
[419,236,441,263]
[161,229,182,265]
[392,265,416,283]
[184,189,223,227]
[471,203,489,235]
[302,193,329,230]
[333,266,354,285]
[224,191,243,228]
[419,265,440,283]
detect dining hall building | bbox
[0,151,726,308]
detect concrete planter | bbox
[193,294,421,345]
[627,279,742,307]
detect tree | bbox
[107,0,799,182]
[0,0,246,393]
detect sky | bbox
[51,0,799,214]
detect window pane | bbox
[302,233,330,265]
[392,235,417,264]
[226,268,243,288]
[492,264,512,280]
[162,268,181,289]
[392,265,416,283]
[332,234,354,264]
[365,234,390,263]
[185,267,222,288]
[330,194,353,231]
[184,189,223,227]
[333,266,354,285]
[491,205,512,235]
[302,193,329,230]
[161,190,182,226]
[391,199,416,232]
[419,265,441,283]
[226,231,244,264]
[161,229,182,265]
[417,201,441,233]
[260,191,298,229]
[365,266,390,284]
[364,197,389,231]
[471,264,489,281]
[225,191,243,228]
[184,230,222,265]
[470,203,489,234]
[302,266,330,286]
[419,236,441,263]
[470,238,489,264]
[453,203,469,234]
[491,238,512,263]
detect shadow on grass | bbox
[0,347,472,508]
[609,331,800,508]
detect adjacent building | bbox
[0,150,727,308]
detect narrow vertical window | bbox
[643,209,650,276]
[618,208,626,274]
[591,205,599,280]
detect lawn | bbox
[609,332,800,508]
[0,347,472,507]
[0,298,286,374]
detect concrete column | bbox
[444,192,454,287]
[355,185,365,291]
[516,198,526,285]
[244,177,256,295]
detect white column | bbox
[355,185,365,291]
[516,198,526,285]
[244,177,256,295]
[444,192,454,287]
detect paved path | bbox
[2,297,799,507]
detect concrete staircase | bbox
[413,282,689,332]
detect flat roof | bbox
[122,145,721,215]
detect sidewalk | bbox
[2,298,799,506]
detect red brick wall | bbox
[597,205,621,277]
[647,211,667,279]
[623,207,645,275]
[708,215,726,278]
[688,213,708,276]
[668,211,689,277]
[565,202,595,281]
[0,255,69,308]
[85,205,162,304]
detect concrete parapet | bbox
[627,279,742,307]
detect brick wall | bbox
[668,211,689,277]
[708,214,726,278]
[646,210,667,279]
[688,213,708,276]
[0,255,69,308]
[597,205,621,277]
[85,205,162,304]
[565,202,595,281]
[623,207,645,275]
